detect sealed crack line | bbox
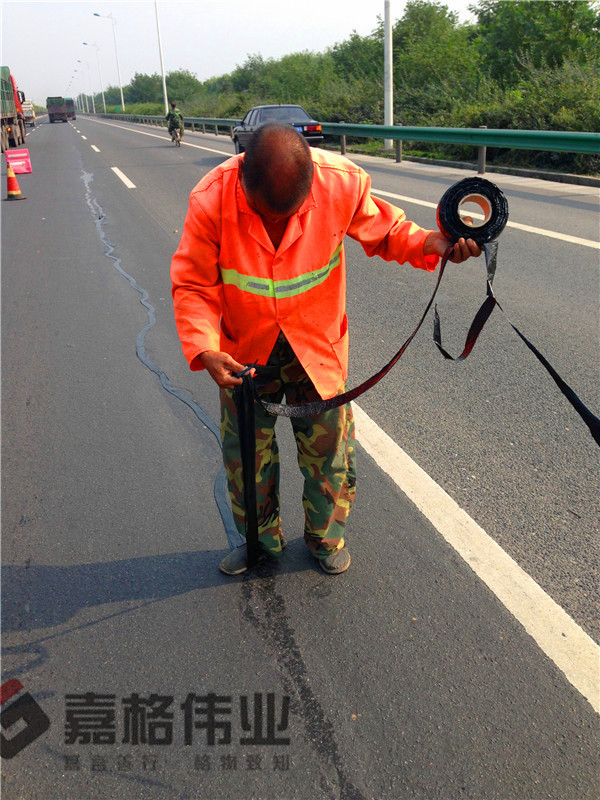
[80,170,242,551]
[242,574,367,800]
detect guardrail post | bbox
[214,124,219,136]
[339,123,346,155]
[202,123,206,134]
[478,126,487,174]
[395,138,402,163]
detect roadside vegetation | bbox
[91,0,599,174]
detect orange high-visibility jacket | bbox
[171,148,439,399]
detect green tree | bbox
[329,28,383,83]
[471,0,600,87]
[103,84,122,106]
[392,1,479,123]
[125,72,162,104]
[166,69,202,104]
[230,54,268,93]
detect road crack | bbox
[80,169,241,550]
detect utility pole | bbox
[384,0,393,150]
[94,12,125,110]
[83,42,106,113]
[155,0,169,114]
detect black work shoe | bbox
[219,538,287,576]
[318,547,351,575]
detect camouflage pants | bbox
[220,334,356,559]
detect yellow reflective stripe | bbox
[219,270,276,297]
[221,244,343,298]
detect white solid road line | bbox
[83,115,599,711]
[110,166,136,189]
[353,402,599,713]
[87,117,228,156]
[372,188,600,249]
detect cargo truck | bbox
[1,66,26,152]
[46,96,68,123]
[65,97,76,120]
[22,99,36,127]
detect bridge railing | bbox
[94,113,600,174]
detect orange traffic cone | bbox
[5,161,26,200]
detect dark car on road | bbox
[232,104,323,153]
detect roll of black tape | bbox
[436,177,509,245]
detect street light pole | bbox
[75,67,87,113]
[83,42,106,113]
[93,12,125,110]
[73,68,89,113]
[384,0,393,150]
[154,0,169,115]
[79,59,95,113]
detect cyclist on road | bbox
[166,101,184,141]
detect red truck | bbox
[1,66,26,152]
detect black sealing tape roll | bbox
[436,177,509,245]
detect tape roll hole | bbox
[457,194,493,228]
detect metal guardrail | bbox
[323,122,599,174]
[95,113,599,173]
[98,113,241,135]
[321,122,599,154]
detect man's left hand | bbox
[424,231,482,263]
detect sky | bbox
[1,0,476,106]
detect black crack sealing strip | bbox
[80,171,242,551]
[434,178,600,446]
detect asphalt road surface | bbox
[2,116,598,800]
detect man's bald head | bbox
[241,123,314,215]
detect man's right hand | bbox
[199,350,255,388]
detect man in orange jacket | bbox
[171,124,480,576]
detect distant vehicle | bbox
[22,99,36,127]
[46,96,68,123]
[1,66,26,151]
[232,104,323,154]
[65,97,76,120]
